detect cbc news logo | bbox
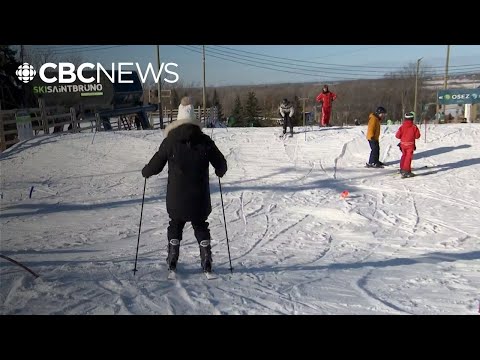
[16,63,37,83]
[14,62,179,85]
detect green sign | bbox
[437,89,480,105]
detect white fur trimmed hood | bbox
[164,96,202,137]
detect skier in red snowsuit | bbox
[315,84,337,127]
[395,111,421,178]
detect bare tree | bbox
[157,59,441,125]
[24,46,57,69]
[60,53,84,67]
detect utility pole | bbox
[156,45,163,129]
[414,57,423,123]
[299,97,309,141]
[202,45,207,127]
[444,45,450,90]
[435,45,451,131]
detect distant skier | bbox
[354,118,360,126]
[396,111,421,178]
[141,97,228,274]
[366,106,387,168]
[315,84,337,127]
[279,98,294,136]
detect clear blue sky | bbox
[25,45,480,86]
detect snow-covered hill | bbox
[1,124,479,314]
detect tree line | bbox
[156,62,447,126]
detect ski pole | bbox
[218,177,233,274]
[0,254,39,279]
[133,177,147,275]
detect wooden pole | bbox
[414,57,423,123]
[444,45,450,90]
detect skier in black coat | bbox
[142,97,228,273]
[279,98,295,136]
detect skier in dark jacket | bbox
[279,98,295,136]
[141,97,228,273]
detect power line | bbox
[306,45,387,60]
[180,45,480,81]
[184,45,384,79]
[31,45,106,51]
[176,45,362,81]
[204,46,480,76]
[205,46,390,75]
[27,45,127,56]
[215,45,480,70]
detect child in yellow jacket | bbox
[366,106,387,168]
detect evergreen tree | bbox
[211,89,224,120]
[206,93,212,108]
[0,45,34,109]
[293,95,303,126]
[0,45,18,69]
[231,95,243,126]
[244,91,260,127]
[171,88,180,109]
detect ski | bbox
[167,270,218,280]
[365,163,385,168]
[392,166,429,176]
[167,270,177,280]
[204,271,218,280]
[400,170,433,178]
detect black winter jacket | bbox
[142,123,227,221]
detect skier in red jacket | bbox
[315,84,337,127]
[395,112,421,178]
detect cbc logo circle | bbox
[16,63,36,83]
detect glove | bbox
[215,169,225,178]
[141,167,150,178]
[397,142,402,152]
